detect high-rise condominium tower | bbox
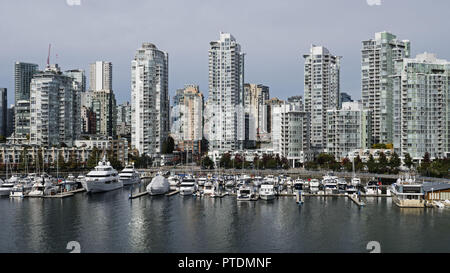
[89,61,112,91]
[65,69,86,93]
[303,45,341,152]
[208,33,245,151]
[392,53,449,160]
[14,62,38,138]
[29,64,80,147]
[244,83,269,142]
[131,43,169,156]
[361,31,410,145]
[0,88,7,137]
[88,61,116,137]
[171,85,204,141]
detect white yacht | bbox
[322,174,338,194]
[119,165,141,186]
[179,176,197,196]
[364,180,382,195]
[197,177,206,187]
[203,181,215,195]
[28,180,45,197]
[84,157,123,193]
[351,177,361,187]
[390,176,425,208]
[168,175,180,191]
[225,179,235,188]
[10,184,26,198]
[0,180,15,196]
[237,184,252,201]
[259,184,275,201]
[309,179,320,193]
[146,175,170,195]
[293,179,305,191]
[337,178,347,193]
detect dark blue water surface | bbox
[1,185,449,253]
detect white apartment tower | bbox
[326,101,372,160]
[88,61,116,137]
[29,64,80,147]
[208,33,245,151]
[361,31,410,145]
[392,53,450,160]
[244,83,270,142]
[170,85,204,143]
[131,43,169,156]
[272,101,311,167]
[303,45,341,152]
[89,61,112,91]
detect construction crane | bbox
[46,44,51,68]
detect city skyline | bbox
[1,0,449,105]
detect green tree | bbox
[18,147,29,172]
[219,153,232,169]
[354,155,364,172]
[342,157,353,172]
[68,151,80,170]
[161,136,175,154]
[418,152,432,177]
[201,156,214,169]
[404,153,413,169]
[107,150,123,170]
[377,152,388,174]
[87,147,101,169]
[389,152,401,174]
[57,152,67,171]
[366,154,377,173]
[281,156,290,170]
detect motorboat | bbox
[119,165,141,186]
[203,181,215,195]
[10,184,26,198]
[28,180,45,197]
[83,156,123,193]
[309,179,320,193]
[322,174,338,194]
[237,184,252,201]
[337,178,347,193]
[293,179,305,190]
[0,180,15,196]
[365,180,382,195]
[179,176,197,196]
[146,175,170,195]
[259,184,275,201]
[168,175,180,191]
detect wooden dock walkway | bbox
[212,192,228,198]
[166,190,179,196]
[348,194,365,207]
[44,193,75,199]
[129,191,148,199]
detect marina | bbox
[1,186,450,253]
[0,158,450,253]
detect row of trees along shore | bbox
[199,151,449,179]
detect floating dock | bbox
[348,194,365,207]
[212,192,228,198]
[166,190,180,196]
[44,193,75,199]
[129,191,148,199]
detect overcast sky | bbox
[0,0,449,105]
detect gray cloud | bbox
[0,0,449,105]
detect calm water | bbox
[1,185,450,253]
